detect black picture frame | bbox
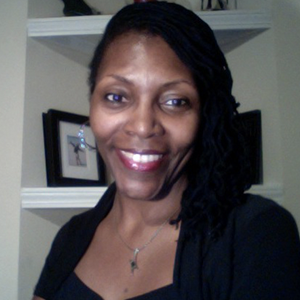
[239,110,263,185]
[42,109,106,187]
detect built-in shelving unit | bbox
[22,9,276,210]
[27,10,271,36]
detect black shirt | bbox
[35,184,300,300]
[52,272,180,300]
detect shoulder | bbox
[203,193,300,271]
[201,194,300,299]
[50,208,96,251]
[224,193,300,253]
[55,184,116,240]
[47,183,116,259]
[231,193,299,237]
[34,184,115,298]
[230,194,300,298]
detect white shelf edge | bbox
[21,187,107,209]
[27,10,271,37]
[21,184,283,209]
[248,184,284,205]
[28,15,112,37]
[197,10,271,30]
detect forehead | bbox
[105,31,167,53]
[97,32,193,80]
[102,32,173,63]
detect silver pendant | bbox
[130,248,140,274]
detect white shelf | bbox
[21,187,107,209]
[27,10,271,37]
[28,15,111,37]
[21,184,283,209]
[27,10,272,65]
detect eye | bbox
[164,98,188,107]
[105,93,126,103]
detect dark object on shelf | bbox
[61,0,100,16]
[201,0,228,11]
[43,109,106,187]
[239,110,263,185]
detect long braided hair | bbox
[89,2,251,239]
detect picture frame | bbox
[42,109,106,187]
[239,110,263,185]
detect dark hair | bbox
[89,2,251,239]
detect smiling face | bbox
[90,32,200,201]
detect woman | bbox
[33,2,300,300]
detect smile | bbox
[120,150,163,163]
[117,149,165,172]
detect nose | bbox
[124,102,164,139]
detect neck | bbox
[112,177,185,229]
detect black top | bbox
[52,272,180,300]
[35,184,300,300]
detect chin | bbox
[116,179,166,201]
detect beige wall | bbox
[227,29,282,186]
[0,1,27,299]
[273,0,300,226]
[22,38,90,187]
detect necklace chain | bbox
[115,208,180,274]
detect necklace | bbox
[115,208,179,275]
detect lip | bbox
[116,149,166,172]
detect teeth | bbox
[121,151,163,163]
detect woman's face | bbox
[90,32,200,201]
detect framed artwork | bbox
[42,109,106,187]
[239,110,263,185]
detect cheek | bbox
[171,115,200,151]
[89,107,115,145]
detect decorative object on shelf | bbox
[61,0,101,16]
[201,0,226,11]
[201,0,237,11]
[43,109,106,187]
[239,110,263,184]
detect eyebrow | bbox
[105,74,134,85]
[162,79,194,88]
[104,74,194,88]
